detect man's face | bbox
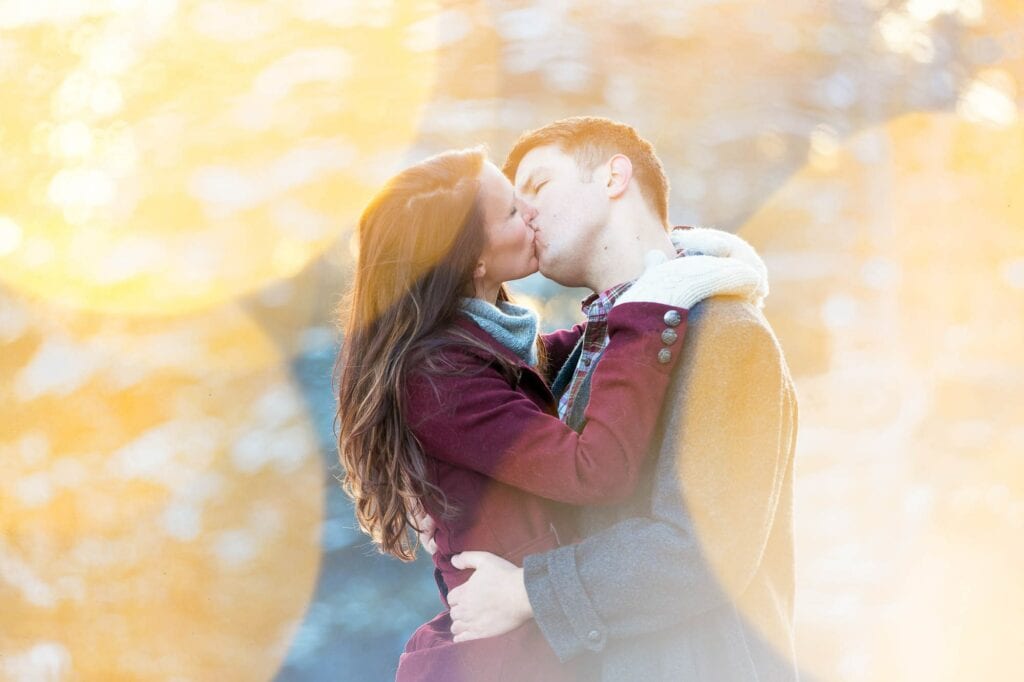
[512,144,609,286]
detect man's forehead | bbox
[515,145,573,187]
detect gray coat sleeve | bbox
[522,305,798,662]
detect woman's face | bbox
[476,161,539,285]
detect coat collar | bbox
[451,312,533,370]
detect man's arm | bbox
[523,307,797,661]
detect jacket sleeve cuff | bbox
[606,302,688,373]
[523,546,608,662]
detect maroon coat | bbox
[395,301,688,682]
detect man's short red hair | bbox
[502,116,670,227]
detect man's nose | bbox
[519,200,538,225]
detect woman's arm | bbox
[539,322,585,383]
[406,301,685,506]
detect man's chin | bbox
[536,260,568,285]
[536,256,584,288]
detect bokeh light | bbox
[740,111,1023,682]
[1,0,1021,680]
[0,0,439,315]
[0,286,324,680]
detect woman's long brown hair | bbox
[335,148,533,561]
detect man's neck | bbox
[583,214,675,293]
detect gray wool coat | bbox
[523,297,800,681]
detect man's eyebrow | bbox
[518,167,549,194]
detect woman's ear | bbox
[473,261,487,280]
[606,154,633,199]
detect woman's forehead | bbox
[478,162,514,213]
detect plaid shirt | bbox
[556,280,635,421]
[557,237,691,422]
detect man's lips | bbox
[530,226,545,249]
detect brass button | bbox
[657,348,672,364]
[661,328,678,345]
[663,309,682,327]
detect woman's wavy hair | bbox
[335,147,543,561]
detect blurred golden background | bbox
[0,1,1021,680]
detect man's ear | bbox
[605,154,633,200]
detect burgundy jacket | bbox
[395,301,688,682]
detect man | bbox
[428,116,799,681]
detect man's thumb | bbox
[451,551,485,570]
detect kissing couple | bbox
[337,116,798,682]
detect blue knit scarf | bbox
[459,297,539,367]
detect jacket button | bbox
[661,328,678,345]
[663,309,682,327]
[657,348,672,364]
[588,629,601,642]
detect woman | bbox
[336,148,764,681]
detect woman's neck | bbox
[472,280,502,304]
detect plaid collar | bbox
[578,279,636,318]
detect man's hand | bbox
[448,551,533,642]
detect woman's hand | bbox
[615,251,767,310]
[614,227,769,309]
[670,226,768,286]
